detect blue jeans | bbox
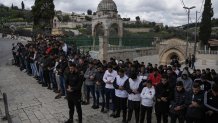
[105,88,115,112]
[39,66,44,82]
[96,85,105,108]
[49,71,57,89]
[86,85,96,106]
[59,75,66,96]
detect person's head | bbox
[153,68,159,75]
[97,65,103,72]
[107,64,113,73]
[192,82,201,95]
[212,84,218,96]
[161,74,168,84]
[118,68,125,78]
[206,68,210,73]
[196,69,201,75]
[181,70,188,79]
[130,72,138,80]
[176,81,184,92]
[167,67,173,75]
[88,61,94,68]
[69,62,77,72]
[146,80,152,88]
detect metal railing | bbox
[198,50,218,54]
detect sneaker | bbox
[103,109,109,113]
[92,105,99,109]
[110,112,116,117]
[101,108,104,112]
[55,95,61,99]
[65,119,73,123]
[113,114,120,118]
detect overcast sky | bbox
[0,0,217,26]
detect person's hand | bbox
[157,98,161,102]
[133,89,139,94]
[161,97,167,102]
[192,101,199,107]
[174,106,181,111]
[67,86,73,92]
[119,86,124,90]
[206,111,213,116]
[96,81,100,85]
[90,75,94,80]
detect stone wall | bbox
[195,54,218,71]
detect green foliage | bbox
[85,16,92,21]
[87,9,92,15]
[32,0,55,34]
[199,0,213,46]
[21,1,25,10]
[62,15,70,22]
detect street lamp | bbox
[183,6,195,58]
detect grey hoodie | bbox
[177,70,193,92]
[84,67,97,86]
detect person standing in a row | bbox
[65,63,83,123]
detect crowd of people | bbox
[11,36,218,123]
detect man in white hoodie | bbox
[103,64,118,114]
[113,69,129,122]
[140,80,155,123]
[124,72,142,123]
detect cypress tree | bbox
[199,0,213,48]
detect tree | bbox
[21,1,25,10]
[87,9,92,15]
[136,16,140,22]
[32,0,55,34]
[199,0,213,48]
[62,15,70,22]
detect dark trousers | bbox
[105,88,115,112]
[127,100,140,123]
[170,113,184,123]
[140,105,152,123]
[186,118,204,123]
[115,96,127,121]
[96,86,105,109]
[67,95,82,123]
[86,85,96,106]
[43,70,50,86]
[156,112,168,123]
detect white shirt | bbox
[128,77,141,101]
[103,70,118,89]
[140,86,155,107]
[115,75,128,98]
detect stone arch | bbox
[160,47,186,65]
[93,22,105,37]
[109,23,119,37]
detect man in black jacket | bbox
[204,84,218,123]
[186,82,204,123]
[155,74,172,123]
[65,63,83,123]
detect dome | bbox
[97,0,117,12]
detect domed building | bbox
[92,0,123,46]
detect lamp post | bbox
[183,6,195,58]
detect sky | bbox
[0,0,217,26]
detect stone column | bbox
[98,36,108,62]
[119,37,122,47]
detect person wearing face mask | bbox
[124,72,142,123]
[65,63,83,123]
[204,84,218,123]
[177,70,193,93]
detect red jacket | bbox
[148,73,162,86]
